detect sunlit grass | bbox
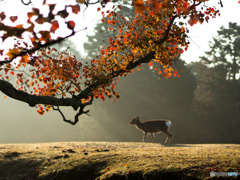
[0,142,239,179]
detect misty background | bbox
[0,0,239,144]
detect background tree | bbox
[200,22,240,83]
[191,23,240,143]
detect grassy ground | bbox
[0,142,239,180]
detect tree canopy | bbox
[0,0,220,124]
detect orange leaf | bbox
[148,61,153,66]
[134,0,146,13]
[71,5,80,14]
[6,48,20,59]
[4,96,6,99]
[20,55,30,64]
[10,71,14,75]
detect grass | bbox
[0,142,239,180]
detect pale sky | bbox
[0,0,239,64]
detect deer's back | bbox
[137,119,171,133]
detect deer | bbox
[129,115,172,144]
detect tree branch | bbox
[0,79,93,108]
[78,15,178,98]
[21,0,32,5]
[0,28,87,66]
[52,106,91,125]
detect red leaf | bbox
[10,16,18,22]
[10,71,14,75]
[109,37,113,43]
[50,21,59,32]
[67,21,75,30]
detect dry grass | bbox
[0,142,239,180]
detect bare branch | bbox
[21,0,32,6]
[52,104,91,125]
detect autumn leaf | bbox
[133,0,146,13]
[50,21,59,32]
[10,16,17,22]
[57,10,69,18]
[0,12,6,21]
[76,0,85,3]
[148,61,153,66]
[70,5,80,14]
[67,21,75,30]
[6,48,20,59]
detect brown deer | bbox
[129,115,172,144]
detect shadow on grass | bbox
[99,165,240,180]
[162,144,194,147]
[1,156,239,180]
[42,161,107,180]
[0,156,41,180]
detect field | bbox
[0,142,239,180]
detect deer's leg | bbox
[142,132,147,142]
[162,130,173,144]
[150,133,155,143]
[165,136,169,144]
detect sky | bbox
[0,0,239,64]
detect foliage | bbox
[0,0,220,124]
